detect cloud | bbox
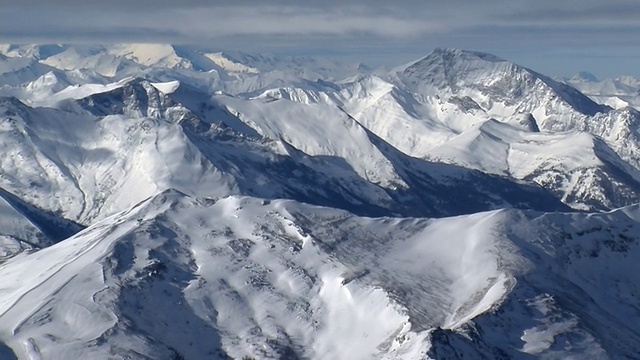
[1,1,639,76]
[2,1,638,42]
[1,4,443,40]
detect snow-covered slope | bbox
[1,75,571,228]
[2,44,640,359]
[1,190,638,359]
[354,49,640,171]
[0,93,236,224]
[0,44,369,98]
[427,119,640,210]
[0,194,44,262]
[565,74,640,110]
[251,48,640,210]
[0,55,57,87]
[430,205,640,358]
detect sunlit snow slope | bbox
[0,43,640,359]
[1,191,639,359]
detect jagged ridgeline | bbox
[0,44,639,359]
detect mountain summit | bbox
[1,44,640,359]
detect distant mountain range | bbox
[0,44,639,359]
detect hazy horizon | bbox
[2,0,639,79]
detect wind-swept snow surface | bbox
[1,192,639,358]
[1,43,640,358]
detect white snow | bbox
[203,52,260,74]
[217,92,406,189]
[1,43,640,359]
[150,80,180,94]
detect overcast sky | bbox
[1,0,639,78]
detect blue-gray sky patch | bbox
[1,0,638,77]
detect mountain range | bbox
[0,43,639,359]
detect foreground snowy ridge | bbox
[1,191,639,359]
[0,44,639,358]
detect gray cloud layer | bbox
[1,1,639,76]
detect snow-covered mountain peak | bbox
[23,71,71,99]
[72,77,187,120]
[422,47,506,65]
[150,80,181,94]
[616,75,640,88]
[0,44,65,60]
[4,44,640,358]
[205,50,371,82]
[2,188,639,358]
[394,48,512,86]
[106,44,193,70]
[564,74,640,110]
[202,52,261,75]
[571,71,599,83]
[39,46,129,77]
[389,47,608,135]
[403,48,506,69]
